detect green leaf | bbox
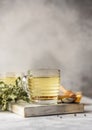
[0,77,30,110]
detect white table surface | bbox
[0,96,92,130]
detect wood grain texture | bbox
[8,102,84,117]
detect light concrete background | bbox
[0,0,92,97]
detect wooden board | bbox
[8,101,84,118]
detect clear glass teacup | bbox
[0,72,24,85]
[27,69,60,104]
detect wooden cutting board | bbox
[8,101,84,118]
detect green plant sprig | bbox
[0,77,30,111]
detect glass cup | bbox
[0,72,24,85]
[27,69,60,104]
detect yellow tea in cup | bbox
[28,69,60,104]
[0,72,23,85]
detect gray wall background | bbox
[0,0,92,97]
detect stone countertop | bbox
[0,96,92,130]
